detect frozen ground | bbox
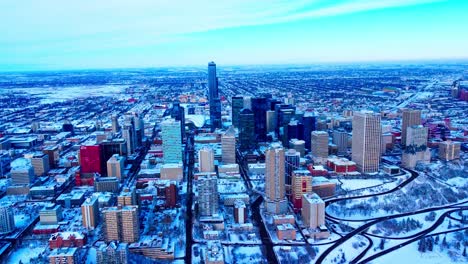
[6,241,47,263]
[9,85,127,104]
[375,234,467,264]
[339,179,385,191]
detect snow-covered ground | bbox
[6,242,47,263]
[322,235,370,264]
[9,85,127,104]
[339,179,385,191]
[375,235,467,264]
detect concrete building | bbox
[11,165,35,185]
[352,111,382,173]
[199,147,215,173]
[198,176,219,217]
[111,115,120,133]
[264,145,288,214]
[103,205,140,243]
[291,171,313,211]
[161,119,182,163]
[234,200,247,224]
[160,163,183,182]
[43,146,59,169]
[96,241,129,264]
[107,154,125,180]
[302,193,325,229]
[0,203,15,234]
[30,153,50,176]
[311,131,329,164]
[276,223,296,240]
[401,125,430,169]
[289,139,305,157]
[333,130,348,155]
[81,197,99,229]
[94,177,119,193]
[48,247,79,264]
[221,127,236,164]
[401,109,421,146]
[40,204,63,225]
[438,141,461,161]
[117,187,137,206]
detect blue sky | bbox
[1,0,467,71]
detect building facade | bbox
[352,111,382,173]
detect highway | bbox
[317,168,468,263]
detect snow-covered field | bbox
[339,179,385,191]
[6,242,47,263]
[9,85,127,104]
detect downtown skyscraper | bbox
[352,111,382,173]
[208,62,222,131]
[264,144,288,214]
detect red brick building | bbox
[49,232,86,249]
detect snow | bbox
[375,238,467,264]
[6,242,47,263]
[339,179,384,191]
[447,177,468,188]
[322,235,370,264]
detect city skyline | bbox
[1,0,468,71]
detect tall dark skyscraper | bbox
[208,61,222,131]
[231,96,244,128]
[251,97,269,142]
[303,115,317,150]
[239,108,255,151]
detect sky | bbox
[1,0,468,71]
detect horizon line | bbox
[1,57,468,74]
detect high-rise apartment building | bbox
[103,205,139,243]
[221,127,236,164]
[198,176,219,217]
[302,193,325,229]
[0,203,15,234]
[81,196,99,229]
[208,62,222,131]
[161,119,182,163]
[199,147,215,173]
[117,187,137,206]
[291,171,313,211]
[265,145,288,214]
[401,109,421,146]
[311,131,329,164]
[352,111,382,173]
